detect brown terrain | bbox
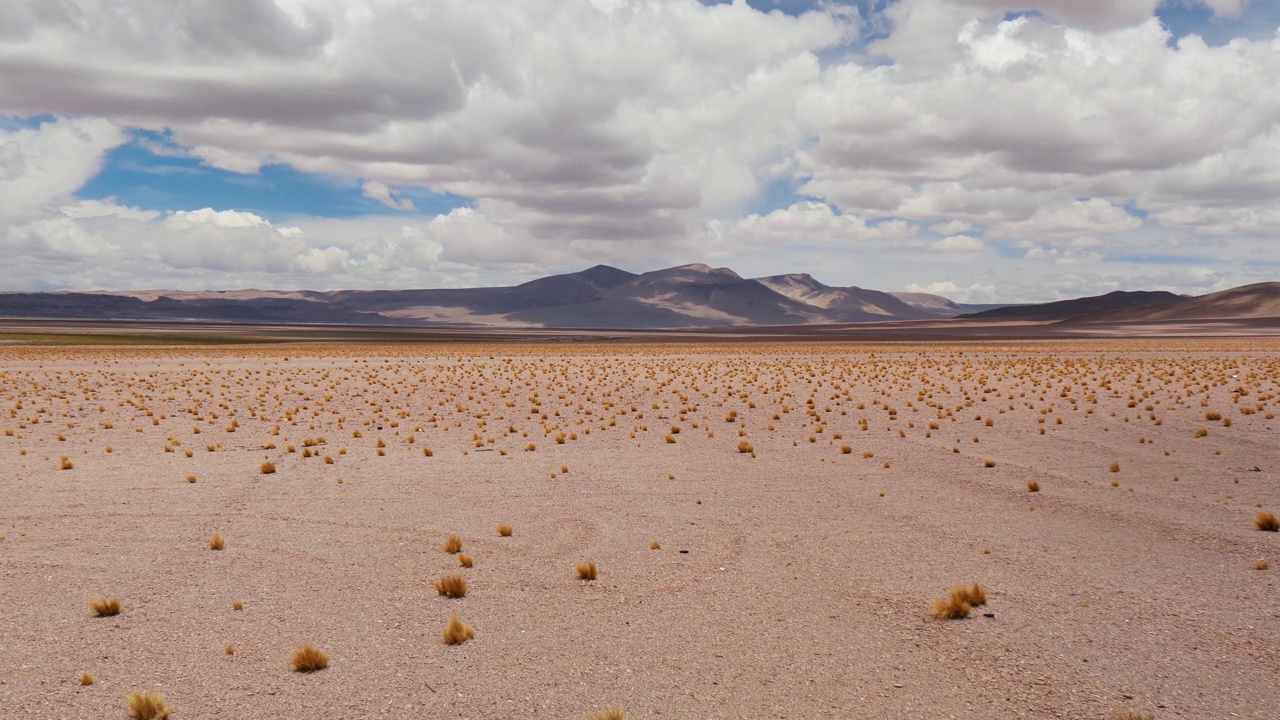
[1,335,1278,719]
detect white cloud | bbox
[0,1,1278,301]
[361,180,416,211]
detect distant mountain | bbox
[754,274,934,321]
[959,290,1187,321]
[890,292,1014,317]
[1066,282,1280,323]
[3,267,1273,329]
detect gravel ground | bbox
[1,340,1277,719]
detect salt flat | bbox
[1,340,1277,719]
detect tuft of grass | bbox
[958,583,987,606]
[260,460,276,474]
[90,597,121,617]
[232,601,244,611]
[1254,560,1268,570]
[434,575,468,598]
[576,560,598,580]
[443,535,463,554]
[983,459,995,468]
[497,524,513,537]
[442,615,475,645]
[1194,427,1208,438]
[840,445,852,454]
[60,455,74,470]
[1205,411,1222,421]
[737,439,753,453]
[186,475,196,483]
[931,588,972,620]
[290,644,330,673]
[225,644,235,655]
[524,443,536,452]
[1027,481,1040,492]
[209,533,225,550]
[650,540,661,550]
[79,673,94,686]
[1255,512,1279,532]
[1109,462,1120,472]
[126,691,170,720]
[585,709,625,720]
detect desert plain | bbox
[1,338,1278,719]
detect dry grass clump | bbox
[585,709,625,720]
[290,644,330,672]
[59,455,74,470]
[1194,427,1208,438]
[458,553,473,568]
[232,601,244,611]
[89,597,121,617]
[497,524,513,537]
[524,443,536,452]
[576,560,599,580]
[931,589,972,620]
[840,444,852,454]
[931,584,986,620]
[1027,481,1040,492]
[126,690,170,720]
[1109,462,1120,472]
[1204,411,1222,421]
[209,533,225,550]
[737,439,753,453]
[260,460,276,474]
[442,615,475,645]
[443,535,463,553]
[1255,512,1279,532]
[186,475,197,483]
[79,673,94,686]
[983,459,995,468]
[434,575,468,598]
[1254,560,1268,570]
[650,540,661,550]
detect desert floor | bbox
[1,339,1277,719]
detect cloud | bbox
[929,234,985,252]
[1,1,1278,301]
[361,180,416,211]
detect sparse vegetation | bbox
[444,535,463,553]
[434,575,468,598]
[1256,512,1279,532]
[576,560,598,580]
[290,644,330,672]
[458,553,473,568]
[89,597,121,617]
[126,690,170,720]
[260,460,276,474]
[209,533,225,550]
[442,615,475,645]
[497,524,513,537]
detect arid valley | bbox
[1,338,1278,719]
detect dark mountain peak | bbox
[961,290,1185,321]
[638,264,743,284]
[573,264,637,291]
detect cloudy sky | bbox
[2,0,1278,301]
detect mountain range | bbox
[0,264,1276,329]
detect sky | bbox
[1,0,1278,302]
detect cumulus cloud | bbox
[1,0,1278,300]
[930,234,986,252]
[361,180,416,211]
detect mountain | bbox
[1066,282,1280,323]
[891,292,1015,317]
[959,290,1187,321]
[4,267,1274,329]
[754,274,934,321]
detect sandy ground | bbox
[1,339,1277,720]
